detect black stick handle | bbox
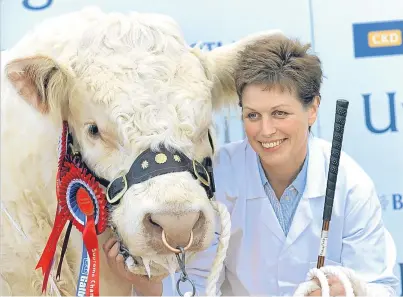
[317,99,349,268]
[323,99,349,221]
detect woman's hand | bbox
[103,236,164,296]
[308,275,347,296]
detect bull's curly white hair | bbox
[1,5,283,296]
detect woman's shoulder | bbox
[309,136,376,192]
[310,136,366,170]
[211,139,250,203]
[213,139,249,166]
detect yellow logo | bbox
[368,30,402,48]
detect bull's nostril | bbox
[149,211,201,248]
[148,216,161,228]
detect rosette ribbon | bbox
[35,122,108,296]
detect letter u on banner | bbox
[22,0,53,10]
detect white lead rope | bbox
[205,201,231,296]
[1,201,62,296]
[293,266,355,297]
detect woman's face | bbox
[241,83,319,168]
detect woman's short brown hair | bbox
[234,34,323,107]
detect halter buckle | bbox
[192,160,210,187]
[106,175,128,204]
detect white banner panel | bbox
[311,0,403,294]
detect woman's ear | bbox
[308,95,321,127]
[5,54,74,117]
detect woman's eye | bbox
[273,110,288,117]
[88,124,99,137]
[247,112,259,120]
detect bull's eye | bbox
[88,124,99,137]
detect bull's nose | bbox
[150,212,200,248]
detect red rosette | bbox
[58,162,108,234]
[38,122,109,295]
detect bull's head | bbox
[4,7,282,283]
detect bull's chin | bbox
[126,256,171,278]
[123,238,205,276]
[126,253,198,279]
[118,249,200,282]
[110,229,202,279]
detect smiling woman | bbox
[157,34,400,296]
[236,36,321,198]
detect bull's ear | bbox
[5,55,73,115]
[194,29,284,110]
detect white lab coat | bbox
[162,136,399,296]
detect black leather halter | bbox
[68,131,216,206]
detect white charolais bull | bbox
[0,7,378,297]
[0,6,280,296]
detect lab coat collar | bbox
[302,135,327,199]
[245,135,326,200]
[257,146,309,197]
